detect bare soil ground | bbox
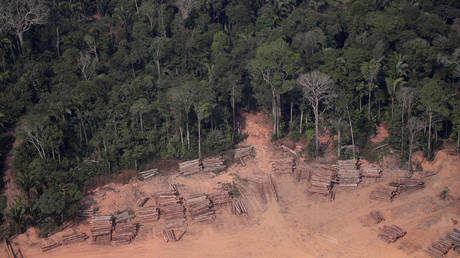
[6,113,460,258]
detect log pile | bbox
[202,157,226,173]
[234,146,255,159]
[378,225,406,243]
[369,210,384,224]
[137,197,150,207]
[272,156,295,175]
[369,186,399,201]
[361,165,382,178]
[162,229,177,242]
[208,190,232,206]
[111,222,137,244]
[425,237,454,257]
[138,168,158,181]
[231,199,247,215]
[90,214,113,243]
[78,208,94,218]
[337,159,361,187]
[40,238,61,252]
[396,178,425,193]
[114,211,133,224]
[179,159,202,176]
[185,193,215,223]
[447,228,460,247]
[62,232,88,245]
[156,190,186,229]
[308,165,337,195]
[135,205,159,224]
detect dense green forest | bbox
[0,0,459,238]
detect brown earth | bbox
[371,124,389,144]
[5,113,460,258]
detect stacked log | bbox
[369,211,384,224]
[162,229,177,242]
[397,178,425,193]
[208,190,232,206]
[425,237,454,257]
[78,208,94,218]
[337,159,361,187]
[138,168,158,181]
[309,166,337,195]
[369,186,398,201]
[40,238,61,252]
[185,193,215,223]
[90,214,113,243]
[272,156,295,175]
[447,228,460,246]
[156,190,186,229]
[111,222,137,244]
[234,146,255,159]
[61,232,88,245]
[378,225,406,243]
[137,197,150,207]
[231,199,247,215]
[135,205,159,224]
[361,165,382,178]
[114,211,133,224]
[202,157,226,173]
[179,159,202,176]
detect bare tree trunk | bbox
[140,113,144,133]
[457,130,459,153]
[232,83,235,133]
[186,121,190,150]
[56,27,60,56]
[180,126,184,146]
[134,0,139,13]
[408,132,414,171]
[428,111,432,154]
[277,94,281,137]
[314,97,319,155]
[368,83,371,120]
[198,117,201,159]
[337,117,341,158]
[272,90,276,137]
[401,106,404,156]
[17,31,24,51]
[391,96,394,121]
[290,101,293,125]
[299,110,303,134]
[155,59,161,81]
[347,107,355,159]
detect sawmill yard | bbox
[4,113,460,258]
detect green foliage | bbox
[440,187,450,200]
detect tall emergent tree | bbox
[297,71,334,154]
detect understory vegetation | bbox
[0,0,459,237]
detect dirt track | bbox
[6,112,460,258]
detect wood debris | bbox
[137,197,150,207]
[272,156,295,175]
[369,210,384,224]
[202,156,226,173]
[396,178,425,193]
[40,238,61,252]
[369,185,398,201]
[111,222,137,244]
[378,225,406,243]
[231,199,248,215]
[162,229,177,242]
[234,146,255,159]
[6,239,22,258]
[179,159,202,176]
[61,232,88,245]
[90,214,113,244]
[78,208,94,218]
[138,168,158,181]
[337,159,361,187]
[425,237,454,258]
[185,193,215,223]
[308,164,337,195]
[447,228,460,246]
[208,190,232,206]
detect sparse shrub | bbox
[440,187,450,200]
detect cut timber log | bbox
[361,165,382,178]
[396,178,425,193]
[179,159,202,176]
[138,168,158,180]
[272,156,295,175]
[369,211,384,224]
[378,225,406,243]
[202,157,226,173]
[162,229,176,242]
[231,199,247,215]
[208,190,232,206]
[337,159,360,187]
[308,165,337,195]
[369,186,398,201]
[111,222,137,244]
[62,232,88,245]
[90,214,113,243]
[234,146,255,160]
[114,211,133,224]
[135,205,159,224]
[185,193,215,223]
[40,238,61,252]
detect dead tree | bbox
[0,0,49,49]
[297,71,334,155]
[407,117,424,171]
